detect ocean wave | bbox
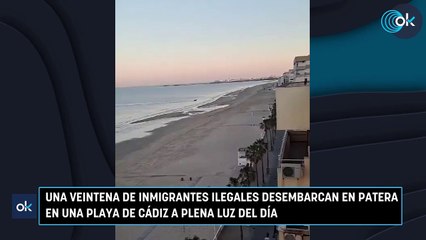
[115,80,271,143]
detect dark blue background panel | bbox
[0,0,114,239]
[311,0,426,96]
[311,92,426,240]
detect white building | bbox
[278,76,285,86]
[279,55,310,86]
[293,55,310,83]
[237,148,251,166]
[280,69,296,86]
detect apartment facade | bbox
[279,69,296,86]
[279,55,310,87]
[293,55,310,83]
[275,56,310,240]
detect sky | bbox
[116,0,309,87]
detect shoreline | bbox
[116,83,272,161]
[116,82,274,186]
[128,87,243,125]
[129,111,202,124]
[116,83,268,144]
[115,82,275,240]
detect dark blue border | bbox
[38,186,403,227]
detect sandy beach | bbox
[116,82,275,240]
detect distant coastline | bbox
[116,77,279,89]
[161,77,278,87]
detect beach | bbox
[116,82,275,240]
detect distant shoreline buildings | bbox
[278,55,310,86]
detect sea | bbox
[115,81,270,143]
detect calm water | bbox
[115,81,269,143]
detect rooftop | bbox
[294,55,310,63]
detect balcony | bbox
[277,130,310,186]
[278,131,309,162]
[295,65,310,71]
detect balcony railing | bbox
[295,65,310,70]
[277,130,309,163]
[277,131,288,165]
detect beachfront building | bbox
[279,70,295,86]
[278,55,309,87]
[293,55,310,83]
[237,147,252,166]
[275,69,310,240]
[278,76,285,86]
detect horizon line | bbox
[116,77,280,88]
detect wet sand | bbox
[115,83,275,240]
